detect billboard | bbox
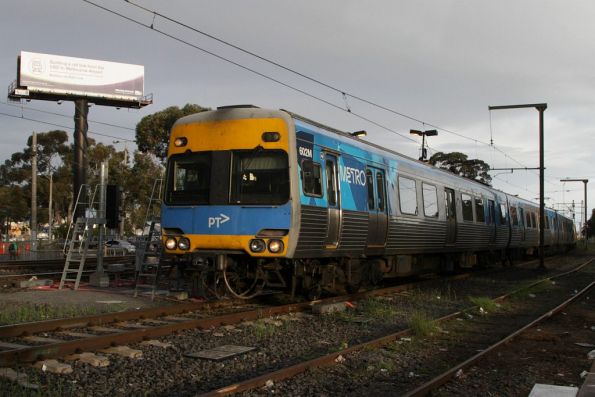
[17,51,144,103]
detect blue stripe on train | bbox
[162,203,291,235]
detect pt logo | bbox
[208,213,230,228]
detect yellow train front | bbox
[161,106,298,298]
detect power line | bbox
[120,0,539,165]
[1,100,136,131]
[0,111,135,142]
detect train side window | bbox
[487,199,495,224]
[367,170,375,210]
[499,203,508,225]
[301,160,322,197]
[461,193,474,221]
[376,172,385,212]
[422,183,438,217]
[398,176,417,215]
[545,215,550,229]
[531,212,537,229]
[519,207,525,227]
[475,197,485,223]
[526,211,532,228]
[511,206,519,226]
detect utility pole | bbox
[31,131,37,249]
[410,129,438,161]
[561,179,589,248]
[489,103,547,269]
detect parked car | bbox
[105,239,136,254]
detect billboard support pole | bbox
[73,99,89,219]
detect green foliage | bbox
[408,311,436,336]
[135,103,210,162]
[429,151,492,186]
[358,297,398,319]
[467,296,498,312]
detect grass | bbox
[408,311,437,337]
[251,320,278,339]
[0,302,128,326]
[467,296,499,312]
[357,297,398,319]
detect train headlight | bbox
[249,239,266,253]
[174,137,187,147]
[268,239,284,253]
[177,237,190,251]
[165,237,177,250]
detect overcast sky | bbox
[1,0,594,226]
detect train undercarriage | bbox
[171,245,568,300]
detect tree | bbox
[135,103,210,162]
[429,151,492,186]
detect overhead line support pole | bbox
[488,103,547,269]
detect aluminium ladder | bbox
[59,184,104,290]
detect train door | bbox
[366,168,388,247]
[519,207,526,241]
[324,154,341,248]
[444,188,457,244]
[487,199,496,244]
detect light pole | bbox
[410,129,438,161]
[560,178,588,247]
[489,103,547,269]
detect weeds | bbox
[467,296,499,312]
[408,311,437,336]
[0,302,128,325]
[357,298,397,319]
[251,320,277,339]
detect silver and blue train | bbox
[160,106,576,298]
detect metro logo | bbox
[339,165,366,186]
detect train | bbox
[160,105,576,299]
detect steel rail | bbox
[404,280,595,396]
[199,257,594,397]
[0,275,454,366]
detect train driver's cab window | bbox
[499,203,508,225]
[166,151,212,205]
[475,197,485,223]
[422,183,438,217]
[398,176,417,215]
[230,149,289,205]
[302,160,322,197]
[461,193,474,221]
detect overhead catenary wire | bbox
[0,111,135,142]
[120,0,538,165]
[76,1,566,200]
[123,0,564,190]
[1,100,136,132]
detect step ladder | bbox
[134,178,163,300]
[60,185,104,290]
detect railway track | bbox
[200,256,595,396]
[0,255,135,270]
[0,254,590,395]
[0,275,457,367]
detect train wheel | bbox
[222,260,266,299]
